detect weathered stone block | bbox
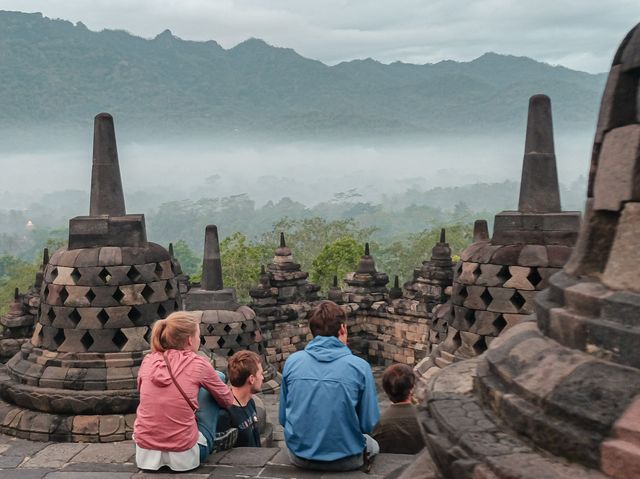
[475,264,507,287]
[603,203,640,293]
[593,125,640,211]
[518,245,549,267]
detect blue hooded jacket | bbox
[279,336,380,461]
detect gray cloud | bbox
[0,0,638,72]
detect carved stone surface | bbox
[420,23,640,479]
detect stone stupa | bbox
[185,225,281,394]
[434,94,580,367]
[0,113,180,441]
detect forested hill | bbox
[0,10,606,139]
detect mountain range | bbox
[0,11,607,140]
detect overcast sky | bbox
[1,1,639,73]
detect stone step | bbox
[440,350,456,362]
[612,399,640,446]
[434,356,451,369]
[602,439,640,479]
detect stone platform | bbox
[0,438,418,478]
[0,366,426,478]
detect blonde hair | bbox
[150,311,200,352]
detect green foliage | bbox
[261,217,374,273]
[0,254,39,316]
[311,237,362,292]
[172,239,201,277]
[220,233,271,302]
[375,223,474,284]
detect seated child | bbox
[371,363,426,454]
[217,350,264,447]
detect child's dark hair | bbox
[382,364,416,403]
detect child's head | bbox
[382,364,416,403]
[150,312,200,352]
[228,350,263,392]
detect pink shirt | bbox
[134,349,234,452]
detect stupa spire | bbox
[201,225,223,291]
[473,220,489,242]
[518,94,561,213]
[89,113,126,216]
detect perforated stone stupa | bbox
[0,113,180,441]
[0,248,46,361]
[342,243,389,306]
[185,225,280,393]
[405,228,454,310]
[249,234,320,368]
[417,24,640,479]
[436,94,580,364]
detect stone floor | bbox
[0,367,422,478]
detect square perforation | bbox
[127,265,142,282]
[70,268,82,284]
[480,288,493,307]
[85,288,96,302]
[128,306,142,322]
[113,330,128,350]
[527,268,543,288]
[53,328,65,347]
[112,288,125,303]
[141,285,154,302]
[69,309,81,326]
[80,331,94,350]
[97,309,110,326]
[59,287,69,305]
[510,291,526,310]
[99,268,112,284]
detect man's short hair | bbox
[309,300,345,337]
[228,350,261,387]
[382,364,415,403]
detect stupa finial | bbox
[473,220,490,242]
[518,94,561,213]
[201,225,223,291]
[89,113,126,216]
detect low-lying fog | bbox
[1,131,593,211]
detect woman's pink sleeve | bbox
[199,359,234,408]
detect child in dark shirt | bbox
[218,350,264,447]
[372,363,425,454]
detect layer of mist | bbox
[1,131,593,211]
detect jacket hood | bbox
[304,336,351,362]
[145,349,198,387]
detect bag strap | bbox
[163,351,198,412]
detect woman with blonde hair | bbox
[134,312,235,471]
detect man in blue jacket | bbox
[279,300,380,471]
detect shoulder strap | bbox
[163,351,198,412]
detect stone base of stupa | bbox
[419,318,640,479]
